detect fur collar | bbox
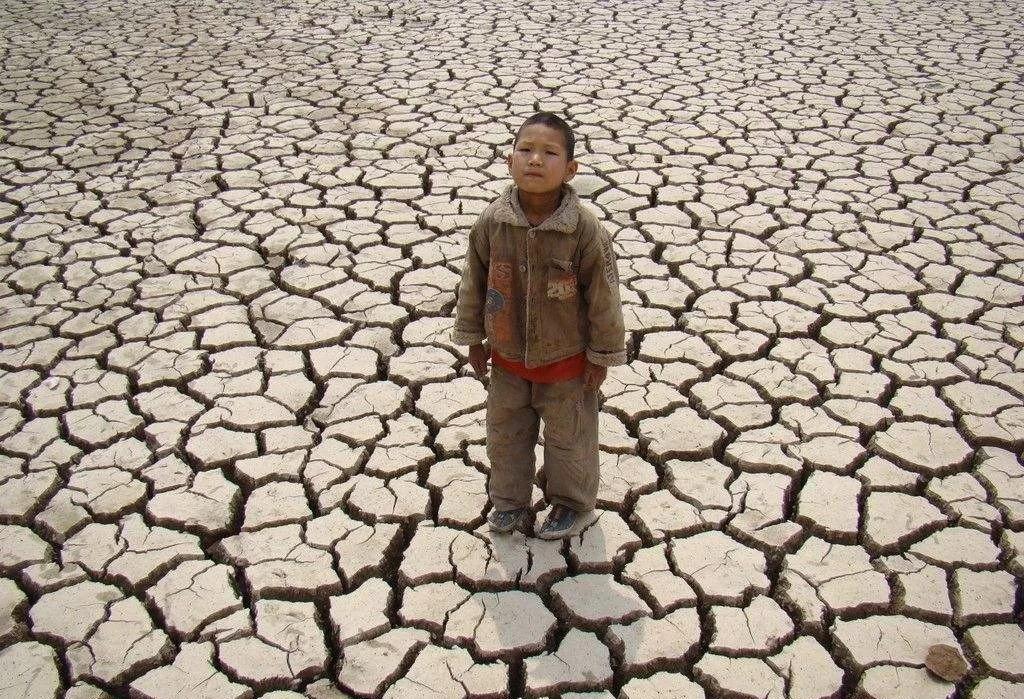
[491,184,580,234]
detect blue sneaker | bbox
[487,507,526,534]
[536,505,597,540]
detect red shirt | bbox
[492,350,586,384]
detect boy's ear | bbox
[562,159,578,183]
[506,152,514,172]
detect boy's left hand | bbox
[582,361,607,392]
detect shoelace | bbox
[543,505,573,529]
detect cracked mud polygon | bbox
[1,0,1023,698]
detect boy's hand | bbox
[582,361,607,392]
[469,343,489,378]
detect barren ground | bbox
[1,1,1023,697]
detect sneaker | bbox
[536,505,597,540]
[487,507,527,534]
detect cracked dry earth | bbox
[1,0,1023,698]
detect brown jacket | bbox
[453,185,627,369]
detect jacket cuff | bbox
[586,347,627,367]
[451,327,486,346]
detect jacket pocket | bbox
[540,262,583,353]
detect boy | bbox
[452,112,626,539]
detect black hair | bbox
[514,112,575,160]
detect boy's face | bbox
[506,124,578,195]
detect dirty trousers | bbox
[486,364,599,513]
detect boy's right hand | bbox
[469,343,489,378]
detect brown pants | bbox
[486,364,599,513]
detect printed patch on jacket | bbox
[485,288,505,312]
[487,261,514,344]
[489,261,513,287]
[547,272,578,301]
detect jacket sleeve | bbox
[452,220,489,346]
[578,221,627,366]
